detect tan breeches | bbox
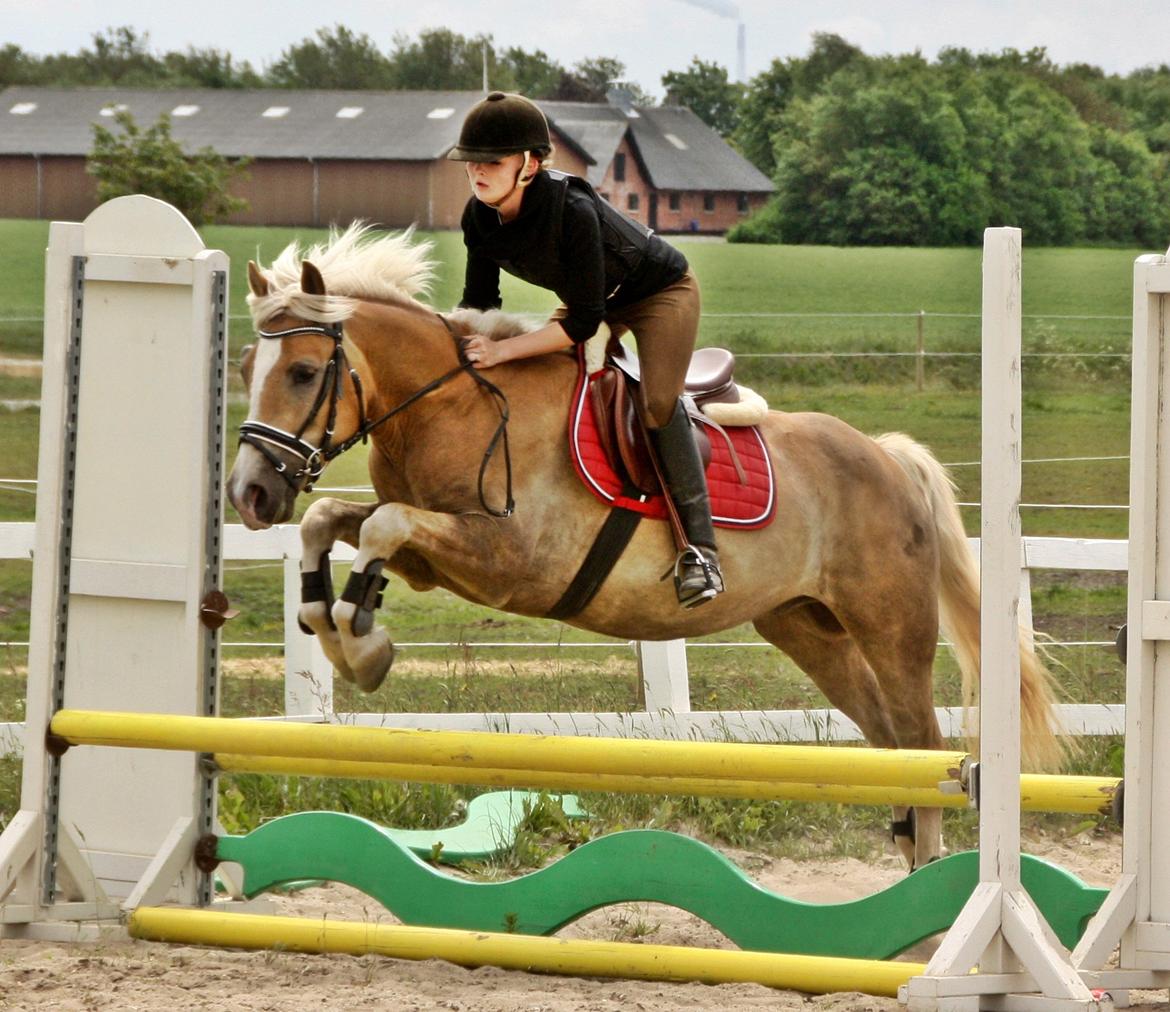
[553,269,701,429]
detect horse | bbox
[226,224,1063,871]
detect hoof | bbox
[350,630,395,692]
[319,629,358,685]
[298,603,356,684]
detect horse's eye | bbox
[289,363,319,386]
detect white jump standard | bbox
[0,196,231,935]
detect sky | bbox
[5,0,1169,98]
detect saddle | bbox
[553,340,775,620]
[588,343,746,496]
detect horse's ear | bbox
[247,261,269,297]
[301,261,327,296]
[239,343,255,389]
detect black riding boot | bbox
[650,399,725,608]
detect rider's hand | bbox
[462,333,505,370]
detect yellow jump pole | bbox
[49,709,966,789]
[129,906,925,998]
[212,754,1119,816]
[213,752,966,808]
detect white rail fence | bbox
[0,519,1127,757]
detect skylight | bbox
[262,106,290,118]
[427,108,455,120]
[172,105,200,117]
[9,102,36,115]
[664,133,688,150]
[336,106,364,119]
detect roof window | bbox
[99,104,129,117]
[427,108,455,120]
[336,106,364,119]
[664,133,688,151]
[262,106,290,118]
[9,102,37,115]
[171,105,200,117]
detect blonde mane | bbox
[247,222,437,327]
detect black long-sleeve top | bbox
[458,170,688,344]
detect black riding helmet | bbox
[447,91,551,161]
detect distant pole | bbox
[482,41,489,92]
[916,310,925,391]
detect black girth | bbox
[238,315,514,517]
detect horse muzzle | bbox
[227,446,298,529]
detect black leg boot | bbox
[650,399,725,608]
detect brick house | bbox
[546,98,773,233]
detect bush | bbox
[87,109,249,226]
[726,197,785,243]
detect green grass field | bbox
[0,219,1146,858]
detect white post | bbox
[1068,250,1170,996]
[0,196,229,938]
[902,230,1098,1009]
[283,554,334,718]
[636,639,691,713]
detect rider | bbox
[448,90,724,609]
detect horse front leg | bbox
[332,502,516,692]
[298,497,381,684]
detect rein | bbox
[238,315,515,518]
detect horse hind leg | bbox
[753,600,940,870]
[825,590,951,872]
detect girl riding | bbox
[448,91,724,608]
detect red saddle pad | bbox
[567,366,776,530]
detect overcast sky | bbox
[6,0,1168,99]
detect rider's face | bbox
[465,154,528,206]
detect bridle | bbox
[237,315,514,517]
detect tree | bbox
[388,28,492,90]
[733,59,797,175]
[662,58,742,136]
[78,26,164,85]
[88,110,249,226]
[768,65,987,246]
[267,25,394,89]
[498,46,565,98]
[1082,126,1170,246]
[162,47,262,88]
[796,33,866,94]
[0,44,37,87]
[553,57,650,103]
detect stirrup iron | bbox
[672,544,723,609]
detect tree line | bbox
[0,26,650,103]
[723,36,1170,247]
[6,27,1170,246]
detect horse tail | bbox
[874,432,1065,771]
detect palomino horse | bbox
[227,225,1062,870]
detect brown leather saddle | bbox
[589,343,746,496]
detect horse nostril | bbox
[245,483,268,517]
